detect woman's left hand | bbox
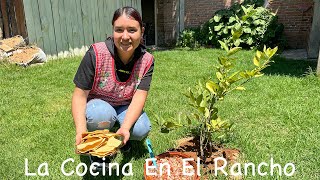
[116,128,130,144]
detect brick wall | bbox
[157,0,314,48]
[157,0,179,46]
[156,0,165,45]
[185,0,242,27]
[268,0,314,48]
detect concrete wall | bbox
[308,1,320,58]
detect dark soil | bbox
[168,136,240,176]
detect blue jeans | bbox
[86,99,151,141]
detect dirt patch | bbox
[0,35,25,49]
[168,136,240,177]
[9,47,40,63]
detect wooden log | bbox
[7,0,18,36]
[13,0,27,38]
[0,2,3,40]
[0,0,9,38]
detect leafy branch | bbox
[156,39,278,161]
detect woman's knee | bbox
[130,113,151,141]
[86,99,117,131]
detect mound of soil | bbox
[168,137,240,176]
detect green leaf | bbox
[209,18,214,23]
[214,25,223,31]
[218,40,229,52]
[246,37,253,45]
[196,94,203,106]
[247,70,256,77]
[206,123,211,130]
[243,27,252,34]
[198,107,205,114]
[228,71,240,83]
[223,27,228,34]
[253,20,262,26]
[232,29,243,40]
[216,72,224,81]
[218,56,227,65]
[240,72,249,78]
[214,15,221,22]
[212,107,218,113]
[235,86,246,90]
[211,120,218,126]
[241,5,248,14]
[234,23,241,30]
[229,16,236,23]
[206,81,219,95]
[253,56,260,67]
[164,121,182,129]
[205,108,210,118]
[200,99,207,107]
[254,73,264,77]
[268,46,278,58]
[256,50,262,59]
[234,39,241,47]
[227,47,242,56]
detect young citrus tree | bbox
[156,39,278,160]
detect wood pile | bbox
[0,35,46,66]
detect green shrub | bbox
[176,29,200,49]
[206,3,286,50]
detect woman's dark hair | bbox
[112,6,143,29]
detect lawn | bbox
[0,48,319,179]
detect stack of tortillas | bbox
[77,129,123,158]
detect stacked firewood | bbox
[0,35,46,66]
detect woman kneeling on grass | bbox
[71,6,154,171]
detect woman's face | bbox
[113,14,143,54]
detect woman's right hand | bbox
[75,133,84,145]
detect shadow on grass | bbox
[263,56,318,77]
[81,140,148,180]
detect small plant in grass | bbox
[176,29,200,49]
[156,40,278,161]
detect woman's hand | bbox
[116,128,130,144]
[75,132,84,145]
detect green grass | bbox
[0,48,319,179]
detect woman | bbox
[72,7,154,158]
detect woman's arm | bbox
[116,89,148,144]
[72,87,90,145]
